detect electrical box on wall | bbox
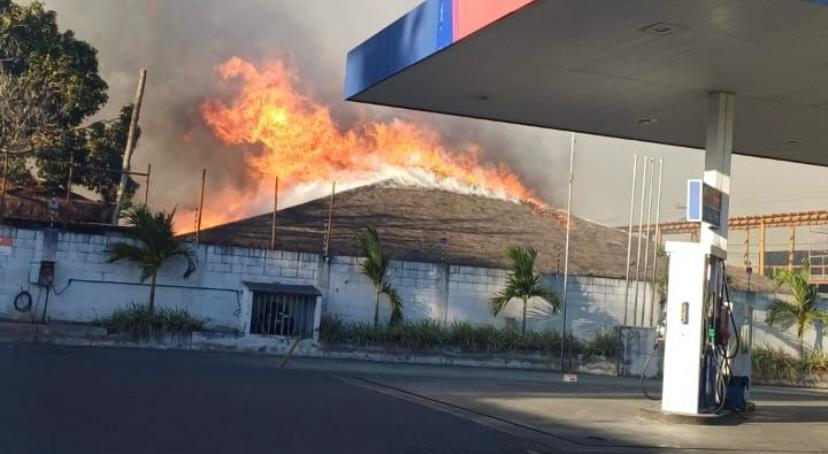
[29,260,55,286]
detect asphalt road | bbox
[0,343,549,454]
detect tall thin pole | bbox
[112,69,148,224]
[144,164,151,206]
[560,133,575,373]
[1,149,9,221]
[648,158,664,327]
[270,176,278,250]
[789,226,796,270]
[65,155,74,205]
[323,181,336,257]
[622,154,639,326]
[639,158,656,326]
[195,168,206,244]
[632,157,650,326]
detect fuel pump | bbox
[659,242,750,415]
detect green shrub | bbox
[803,350,828,375]
[585,329,618,359]
[100,303,206,338]
[318,316,613,358]
[752,346,803,381]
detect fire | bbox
[191,56,542,230]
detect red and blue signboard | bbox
[344,0,533,99]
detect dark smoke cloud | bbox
[41,0,427,213]
[40,0,828,229]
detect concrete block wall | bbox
[0,227,319,333]
[2,225,815,353]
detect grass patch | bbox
[319,316,611,358]
[752,346,828,381]
[99,303,206,338]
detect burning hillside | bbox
[185,57,542,230]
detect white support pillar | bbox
[660,91,736,416]
[701,92,735,252]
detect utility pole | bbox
[560,132,575,374]
[323,182,336,258]
[270,176,278,250]
[144,164,151,206]
[195,168,206,244]
[112,69,148,224]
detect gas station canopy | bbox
[345,0,828,167]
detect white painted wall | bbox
[0,225,819,352]
[0,227,319,334]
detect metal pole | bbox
[560,132,575,373]
[1,149,9,221]
[648,158,663,327]
[789,226,796,270]
[639,158,655,326]
[65,155,74,205]
[758,220,766,276]
[195,168,206,244]
[632,156,650,326]
[323,181,336,257]
[112,69,148,224]
[270,176,278,250]
[144,164,151,206]
[622,154,639,326]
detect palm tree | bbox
[106,205,197,311]
[357,227,403,328]
[490,246,558,335]
[766,265,828,359]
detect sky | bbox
[39,0,828,254]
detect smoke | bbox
[38,0,606,226]
[34,0,828,232]
[39,0,427,209]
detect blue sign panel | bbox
[686,179,702,222]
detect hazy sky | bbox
[41,0,828,253]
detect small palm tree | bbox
[490,246,558,335]
[766,265,828,359]
[357,227,403,328]
[106,205,197,311]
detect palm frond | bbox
[528,285,559,311]
[491,246,557,316]
[489,289,515,316]
[381,281,404,325]
[765,299,799,329]
[105,242,145,264]
[357,227,388,286]
[106,204,197,283]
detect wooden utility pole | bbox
[789,226,796,270]
[112,69,148,224]
[1,149,9,221]
[65,155,74,205]
[323,182,336,257]
[743,228,750,269]
[758,220,766,276]
[144,164,151,205]
[195,169,206,244]
[270,176,278,250]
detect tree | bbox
[0,1,136,199]
[766,265,828,359]
[106,205,197,311]
[357,227,403,328]
[490,246,558,335]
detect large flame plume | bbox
[189,57,542,230]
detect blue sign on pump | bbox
[687,179,702,222]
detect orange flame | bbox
[191,57,542,230]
